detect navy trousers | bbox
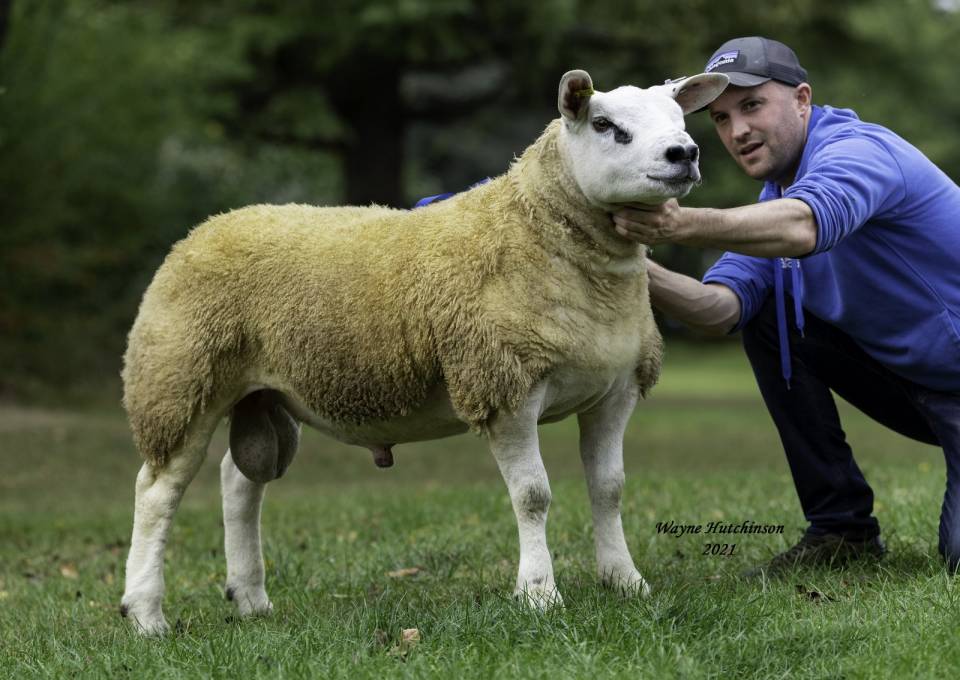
[741,296,960,569]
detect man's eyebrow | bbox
[709,91,766,118]
[736,92,764,105]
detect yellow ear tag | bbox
[575,87,595,98]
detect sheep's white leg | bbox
[487,388,561,609]
[220,450,272,616]
[120,447,206,635]
[577,382,649,596]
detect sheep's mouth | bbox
[645,173,698,186]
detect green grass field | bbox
[2,341,958,679]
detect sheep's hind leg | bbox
[222,390,301,617]
[221,452,273,617]
[121,430,210,635]
[486,391,562,609]
[577,382,649,596]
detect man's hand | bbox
[612,199,686,244]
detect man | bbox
[613,36,960,575]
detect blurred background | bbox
[2,0,960,403]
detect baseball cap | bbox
[704,36,808,88]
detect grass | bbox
[1,341,958,678]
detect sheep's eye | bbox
[592,117,611,133]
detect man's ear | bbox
[558,69,594,121]
[794,82,812,113]
[660,73,729,115]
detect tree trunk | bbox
[328,56,406,208]
[0,0,12,52]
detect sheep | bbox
[119,68,728,635]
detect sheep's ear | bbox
[558,69,594,121]
[661,73,729,115]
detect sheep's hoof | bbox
[225,584,273,617]
[514,582,563,611]
[601,568,651,598]
[120,598,170,636]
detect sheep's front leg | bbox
[221,451,272,617]
[577,382,649,597]
[487,391,561,609]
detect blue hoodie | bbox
[703,104,960,391]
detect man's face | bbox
[707,81,811,185]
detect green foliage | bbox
[2,0,959,396]
[0,0,342,395]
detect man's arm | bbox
[646,259,741,336]
[615,198,817,258]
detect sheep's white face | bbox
[557,70,728,208]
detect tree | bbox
[191,0,579,207]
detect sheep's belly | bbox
[252,365,630,450]
[268,381,470,446]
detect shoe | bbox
[742,533,885,579]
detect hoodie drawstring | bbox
[792,263,805,338]
[774,258,805,389]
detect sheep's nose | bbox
[665,144,699,163]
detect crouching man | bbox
[614,37,960,576]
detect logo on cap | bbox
[706,50,739,73]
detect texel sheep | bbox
[119,69,728,635]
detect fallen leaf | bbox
[388,627,421,658]
[387,567,422,579]
[60,564,79,579]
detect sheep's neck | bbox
[507,120,642,266]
